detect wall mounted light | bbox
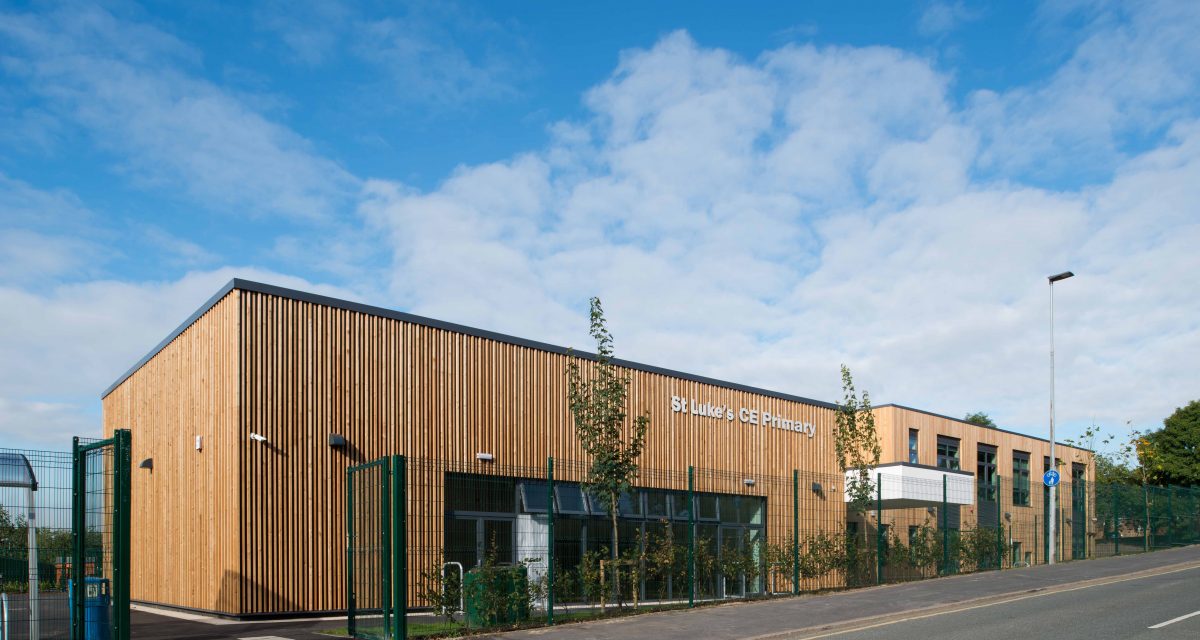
[328,434,347,448]
[249,433,268,444]
[811,482,823,494]
[195,436,203,451]
[1004,512,1012,522]
[138,458,153,470]
[476,452,494,462]
[743,478,756,487]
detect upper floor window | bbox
[937,436,960,470]
[1013,451,1031,506]
[977,444,998,502]
[908,429,919,464]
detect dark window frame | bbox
[977,443,998,503]
[937,435,961,470]
[1013,450,1031,507]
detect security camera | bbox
[249,433,268,443]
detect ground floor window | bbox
[443,472,766,602]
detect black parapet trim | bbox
[876,404,1093,452]
[102,278,840,410]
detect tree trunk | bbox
[611,490,622,606]
[1144,482,1151,552]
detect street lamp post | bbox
[1047,270,1074,565]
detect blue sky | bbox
[1,0,1198,453]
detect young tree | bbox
[566,297,650,606]
[1097,421,1159,551]
[963,412,997,428]
[835,365,882,543]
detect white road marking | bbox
[776,563,1200,640]
[239,636,295,639]
[1148,609,1200,629]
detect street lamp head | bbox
[1048,271,1074,283]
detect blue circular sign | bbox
[1043,469,1060,487]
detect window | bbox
[738,496,763,525]
[1013,451,1030,506]
[519,481,550,513]
[937,436,960,470]
[908,429,919,464]
[645,490,670,519]
[977,444,997,502]
[671,492,693,521]
[448,473,516,513]
[555,485,588,514]
[585,490,641,517]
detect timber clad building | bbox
[101,279,1093,618]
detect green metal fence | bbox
[346,455,1200,638]
[347,456,405,640]
[69,430,131,640]
[1,449,76,640]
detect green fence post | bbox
[346,466,356,638]
[688,465,695,608]
[116,429,132,640]
[71,436,83,640]
[399,464,407,640]
[381,461,392,638]
[941,474,949,576]
[996,476,1003,570]
[1084,479,1089,560]
[547,457,555,626]
[792,470,799,596]
[1168,486,1175,547]
[875,473,883,585]
[1113,484,1120,556]
[1034,514,1039,565]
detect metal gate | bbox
[346,456,405,640]
[71,431,131,640]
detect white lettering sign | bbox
[670,395,816,438]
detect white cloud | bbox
[4,5,1199,456]
[969,0,1200,181]
[918,2,982,37]
[0,267,359,450]
[0,4,359,219]
[361,25,1200,447]
[254,0,529,108]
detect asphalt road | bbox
[788,564,1200,640]
[118,545,1200,639]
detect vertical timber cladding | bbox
[237,289,844,615]
[874,406,1095,562]
[100,291,241,614]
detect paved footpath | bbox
[485,545,1200,640]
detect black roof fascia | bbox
[877,403,1093,452]
[101,278,839,410]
